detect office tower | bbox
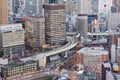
[76,14,88,38]
[44,4,66,45]
[25,17,45,50]
[78,0,92,14]
[0,24,25,58]
[25,0,43,16]
[0,0,9,24]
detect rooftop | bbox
[26,16,44,22]
[0,24,23,33]
[77,47,108,55]
[103,62,111,68]
[4,60,36,68]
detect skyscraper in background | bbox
[0,0,9,24]
[25,0,43,16]
[78,0,92,14]
[76,14,88,38]
[13,0,20,14]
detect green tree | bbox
[45,77,53,80]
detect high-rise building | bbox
[78,0,92,14]
[25,16,45,50]
[44,4,66,45]
[25,0,43,16]
[0,24,25,58]
[76,14,88,38]
[0,0,9,24]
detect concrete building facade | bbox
[76,14,88,38]
[25,17,45,50]
[76,47,109,76]
[0,0,9,24]
[44,4,66,45]
[0,24,25,58]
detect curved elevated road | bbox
[20,33,80,62]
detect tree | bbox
[45,77,53,80]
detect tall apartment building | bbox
[25,0,43,16]
[76,47,109,76]
[0,0,9,24]
[25,17,45,50]
[44,4,66,45]
[0,24,25,58]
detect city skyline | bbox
[0,0,120,80]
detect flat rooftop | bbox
[103,62,111,68]
[77,47,108,55]
[4,60,36,68]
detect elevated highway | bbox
[20,33,80,65]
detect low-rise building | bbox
[1,60,39,79]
